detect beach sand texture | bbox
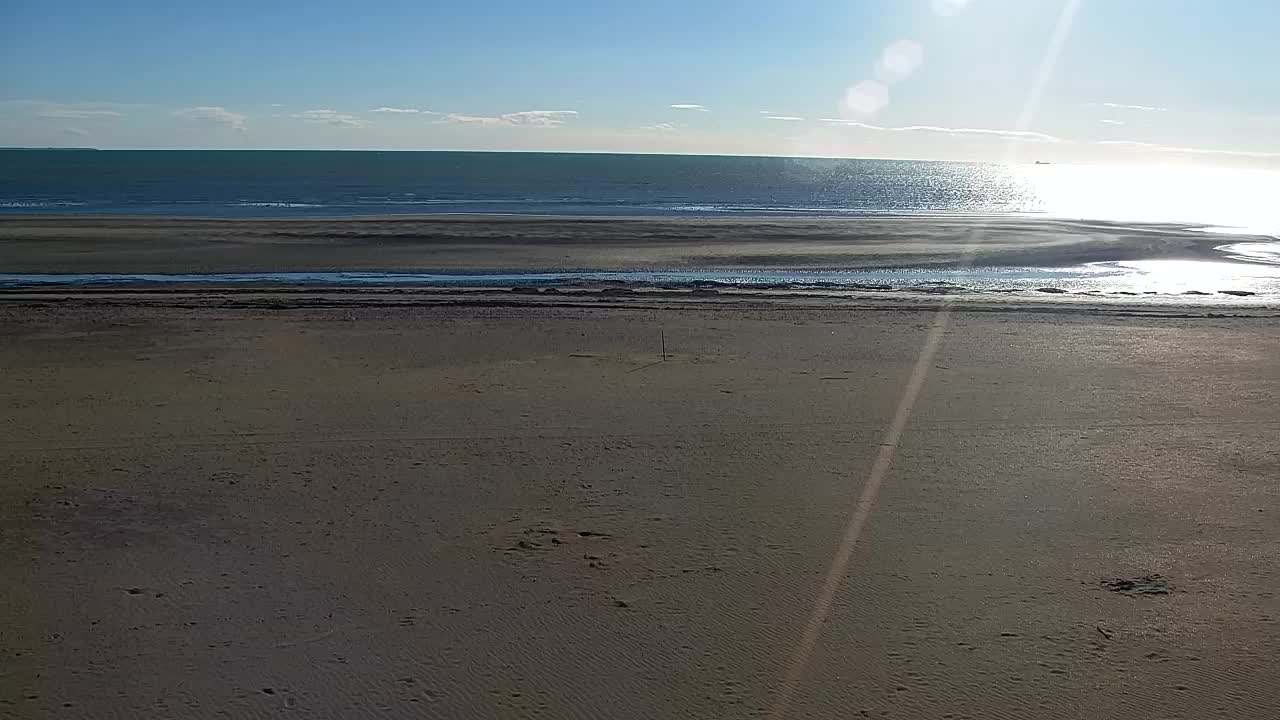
[2,295,1277,718]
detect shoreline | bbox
[4,210,1272,231]
[1,275,1276,303]
[2,287,1278,318]
[4,214,1278,306]
[4,209,1272,226]
[2,214,1276,273]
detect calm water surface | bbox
[3,150,1278,233]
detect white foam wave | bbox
[1217,242,1280,266]
[233,202,326,208]
[4,265,1278,300]
[0,200,88,208]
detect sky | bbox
[2,0,1279,166]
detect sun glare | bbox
[1017,164,1280,233]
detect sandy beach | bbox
[2,288,1277,718]
[6,0,1280,715]
[0,215,1265,273]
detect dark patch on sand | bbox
[1101,574,1171,596]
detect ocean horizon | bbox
[3,149,1279,234]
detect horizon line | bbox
[0,146,1134,168]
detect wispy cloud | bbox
[812,115,1275,158]
[36,107,122,120]
[371,107,428,114]
[819,119,1057,142]
[1097,140,1280,159]
[764,115,805,122]
[670,104,709,112]
[1099,119,1125,126]
[504,110,578,127]
[438,114,503,126]
[292,109,368,128]
[61,127,90,138]
[437,110,578,127]
[1090,102,1168,112]
[643,122,678,131]
[174,106,248,131]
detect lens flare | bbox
[843,81,889,117]
[876,40,924,83]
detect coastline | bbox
[2,214,1275,274]
[5,214,1278,716]
[3,287,1280,320]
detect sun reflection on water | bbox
[1013,164,1280,234]
[1103,259,1280,294]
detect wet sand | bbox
[1,292,1277,718]
[0,214,1263,273]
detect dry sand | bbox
[2,291,1277,719]
[0,215,1262,272]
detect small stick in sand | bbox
[661,328,666,360]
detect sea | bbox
[3,149,1279,298]
[2,149,1278,229]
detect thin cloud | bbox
[643,122,678,131]
[819,119,1057,142]
[292,109,368,128]
[36,107,122,120]
[174,106,248,131]
[371,107,427,114]
[504,110,578,127]
[1097,140,1280,159]
[764,115,805,122]
[1099,119,1125,125]
[61,127,90,138]
[670,104,709,112]
[898,125,1057,142]
[439,113,504,126]
[4,99,140,114]
[437,110,578,127]
[1091,102,1168,112]
[812,117,1276,158]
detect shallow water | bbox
[5,259,1279,302]
[1217,241,1280,265]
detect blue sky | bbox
[2,0,1278,165]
